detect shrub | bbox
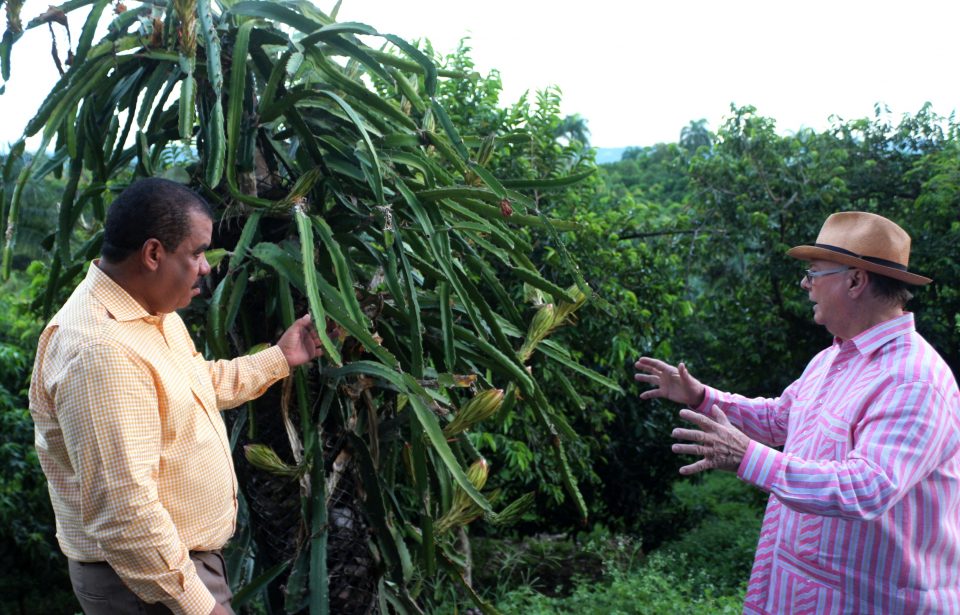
[489,551,743,614]
[660,473,764,592]
[0,266,79,614]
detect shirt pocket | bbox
[814,410,852,461]
[773,546,844,614]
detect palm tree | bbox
[554,113,591,146]
[679,118,714,153]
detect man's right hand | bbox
[210,602,231,615]
[633,357,706,407]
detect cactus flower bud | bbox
[244,444,301,478]
[443,389,505,437]
[554,284,589,322]
[489,491,536,526]
[435,458,492,534]
[466,458,490,491]
[519,303,556,361]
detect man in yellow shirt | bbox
[29,178,323,615]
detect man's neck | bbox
[835,304,905,341]
[96,259,158,315]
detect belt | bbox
[75,549,222,565]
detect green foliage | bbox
[431,45,612,528]
[614,143,692,203]
[672,103,960,394]
[489,552,744,615]
[4,6,959,612]
[426,476,758,613]
[428,530,744,614]
[0,151,66,268]
[0,266,78,614]
[590,103,960,552]
[662,473,764,593]
[3,4,605,613]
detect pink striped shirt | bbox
[699,313,960,614]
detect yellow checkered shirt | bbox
[29,263,290,615]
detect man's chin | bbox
[173,291,200,312]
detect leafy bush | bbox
[0,266,79,614]
[473,531,612,597]
[661,473,764,592]
[428,520,749,614]
[473,551,743,615]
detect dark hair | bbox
[101,178,214,262]
[868,272,914,307]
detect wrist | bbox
[691,386,705,408]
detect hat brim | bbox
[787,245,932,285]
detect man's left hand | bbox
[671,405,751,475]
[277,314,324,367]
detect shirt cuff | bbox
[167,571,216,615]
[695,386,721,413]
[251,345,291,380]
[737,440,783,492]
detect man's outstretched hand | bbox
[634,357,706,408]
[277,314,324,368]
[671,405,751,475]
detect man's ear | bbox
[849,268,869,297]
[140,238,164,272]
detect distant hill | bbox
[594,147,627,164]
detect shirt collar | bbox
[86,261,162,324]
[839,312,915,356]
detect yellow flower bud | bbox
[443,389,505,437]
[244,444,300,478]
[466,457,490,491]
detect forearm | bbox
[739,442,906,519]
[739,383,958,519]
[204,345,290,410]
[696,386,790,447]
[94,506,216,615]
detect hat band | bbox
[814,243,908,271]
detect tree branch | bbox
[618,228,718,240]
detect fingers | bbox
[635,357,673,371]
[634,358,678,378]
[677,408,715,430]
[671,426,705,442]
[679,459,711,476]
[708,404,731,427]
[671,443,705,456]
[638,389,666,401]
[296,313,321,338]
[672,427,713,475]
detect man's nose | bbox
[199,253,212,276]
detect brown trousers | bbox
[68,551,234,615]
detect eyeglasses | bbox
[802,266,850,284]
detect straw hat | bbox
[786,211,931,285]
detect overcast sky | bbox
[2,0,959,149]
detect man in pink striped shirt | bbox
[635,212,960,614]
